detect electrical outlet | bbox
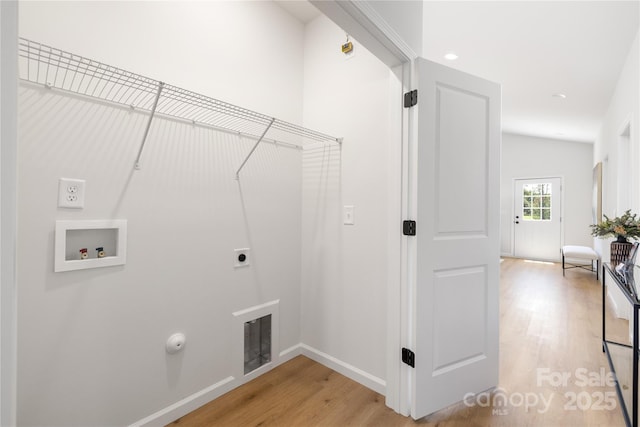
[234,248,250,268]
[58,178,85,209]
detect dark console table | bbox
[603,262,639,427]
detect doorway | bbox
[513,177,562,261]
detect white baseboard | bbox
[129,375,236,427]
[279,343,303,362]
[130,345,303,426]
[130,343,384,426]
[299,344,386,395]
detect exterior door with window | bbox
[513,178,562,261]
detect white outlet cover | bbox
[58,178,85,209]
[234,248,250,268]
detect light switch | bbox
[344,205,355,225]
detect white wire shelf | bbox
[18,38,341,174]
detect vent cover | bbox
[244,314,272,375]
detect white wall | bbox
[1,2,18,426]
[19,1,303,123]
[593,30,638,322]
[301,15,390,390]
[501,133,594,256]
[593,30,640,263]
[18,2,306,425]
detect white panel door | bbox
[411,58,500,419]
[513,178,562,261]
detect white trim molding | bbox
[300,344,386,395]
[129,376,236,427]
[129,342,388,426]
[310,0,417,68]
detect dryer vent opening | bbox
[244,314,271,375]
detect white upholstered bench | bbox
[562,245,600,279]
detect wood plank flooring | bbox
[170,258,626,426]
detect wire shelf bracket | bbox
[236,118,275,180]
[135,81,164,170]
[18,37,342,172]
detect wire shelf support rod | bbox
[236,118,275,179]
[135,82,165,170]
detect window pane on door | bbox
[522,183,552,221]
[542,196,550,207]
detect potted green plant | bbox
[591,210,640,242]
[591,210,640,265]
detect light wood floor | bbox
[170,258,626,426]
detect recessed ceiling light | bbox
[552,93,567,99]
[444,52,458,61]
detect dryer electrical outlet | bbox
[58,178,86,209]
[234,248,250,268]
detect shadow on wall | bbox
[237,179,263,300]
[301,142,343,345]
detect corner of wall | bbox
[0,2,19,425]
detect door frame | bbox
[310,0,417,416]
[511,176,565,259]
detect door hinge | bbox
[404,90,418,108]
[403,220,416,236]
[402,347,415,367]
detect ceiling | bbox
[423,1,639,143]
[277,1,639,144]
